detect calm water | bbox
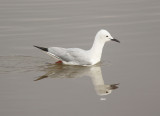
[0,0,160,116]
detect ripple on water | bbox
[0,55,53,74]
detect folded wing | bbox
[48,47,91,65]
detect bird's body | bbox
[34,29,120,66]
[48,47,91,65]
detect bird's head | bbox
[96,29,120,43]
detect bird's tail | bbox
[33,45,48,52]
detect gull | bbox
[34,29,120,66]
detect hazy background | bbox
[0,0,160,116]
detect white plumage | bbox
[34,29,120,66]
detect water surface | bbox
[0,0,160,116]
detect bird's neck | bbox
[89,37,105,62]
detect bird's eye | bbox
[106,35,108,37]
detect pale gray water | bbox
[0,0,160,116]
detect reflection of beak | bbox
[111,38,120,43]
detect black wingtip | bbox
[33,45,48,52]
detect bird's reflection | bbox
[35,63,119,100]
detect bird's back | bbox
[48,47,92,65]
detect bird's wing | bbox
[48,47,72,61]
[48,47,89,63]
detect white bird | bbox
[34,29,120,66]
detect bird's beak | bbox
[111,38,120,43]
